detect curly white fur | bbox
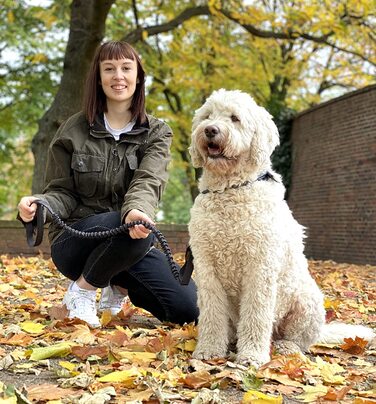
[189,89,375,368]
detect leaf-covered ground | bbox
[0,254,375,403]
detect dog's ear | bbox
[250,106,280,166]
[189,141,204,168]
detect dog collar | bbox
[200,171,276,194]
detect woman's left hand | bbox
[125,209,155,239]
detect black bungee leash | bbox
[24,199,193,285]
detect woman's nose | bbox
[114,68,123,79]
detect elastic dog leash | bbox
[24,199,192,285]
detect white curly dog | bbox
[189,89,375,368]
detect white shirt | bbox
[104,113,136,141]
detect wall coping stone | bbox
[295,84,376,118]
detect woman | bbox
[17,41,198,328]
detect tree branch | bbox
[220,9,375,67]
[123,6,210,43]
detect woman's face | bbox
[99,57,138,107]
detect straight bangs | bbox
[99,42,137,63]
[83,41,146,126]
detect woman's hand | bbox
[18,196,38,222]
[125,209,155,239]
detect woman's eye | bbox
[231,114,240,122]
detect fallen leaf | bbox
[183,370,212,389]
[295,385,328,402]
[69,324,97,344]
[20,320,46,334]
[340,337,368,355]
[71,345,109,360]
[97,368,140,386]
[26,384,79,401]
[242,390,283,403]
[29,342,74,360]
[323,385,352,401]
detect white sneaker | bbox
[99,285,128,315]
[63,283,100,328]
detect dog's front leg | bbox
[236,270,277,368]
[193,268,230,360]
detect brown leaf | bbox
[340,337,368,355]
[183,370,212,389]
[0,333,33,346]
[26,384,81,400]
[104,329,130,346]
[323,385,353,401]
[71,345,109,360]
[47,304,68,320]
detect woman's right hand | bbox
[17,196,38,222]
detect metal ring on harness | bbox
[24,199,193,286]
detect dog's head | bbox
[189,89,279,171]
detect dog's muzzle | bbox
[205,125,220,138]
[204,125,223,157]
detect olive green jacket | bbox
[34,111,172,244]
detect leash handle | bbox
[24,199,192,285]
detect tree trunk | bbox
[31,0,115,193]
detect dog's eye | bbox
[231,114,240,122]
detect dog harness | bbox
[200,171,276,194]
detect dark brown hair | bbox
[83,41,146,125]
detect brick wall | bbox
[288,84,376,265]
[0,220,189,258]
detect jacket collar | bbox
[89,113,150,144]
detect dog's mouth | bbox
[207,142,223,158]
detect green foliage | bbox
[271,108,296,198]
[158,158,192,224]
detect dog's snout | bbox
[205,125,220,138]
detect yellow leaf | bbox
[242,390,283,403]
[98,368,140,386]
[29,342,74,361]
[20,321,46,334]
[0,284,11,292]
[295,385,328,402]
[117,351,157,363]
[100,309,112,326]
[59,361,76,371]
[316,356,345,384]
[7,10,14,23]
[31,53,48,64]
[177,338,196,352]
[257,367,305,387]
[142,30,148,40]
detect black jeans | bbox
[51,211,198,324]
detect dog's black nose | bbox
[205,125,220,138]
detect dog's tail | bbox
[317,322,375,345]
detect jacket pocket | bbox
[71,153,105,198]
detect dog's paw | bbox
[235,352,270,369]
[192,347,227,361]
[273,340,303,356]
